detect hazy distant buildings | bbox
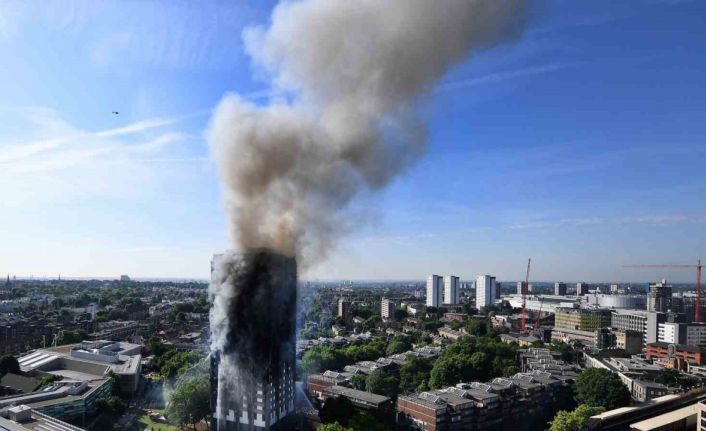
[554,282,567,296]
[517,281,528,295]
[476,275,496,309]
[647,279,672,313]
[610,284,620,294]
[443,275,459,305]
[381,298,395,320]
[576,282,589,295]
[426,275,443,307]
[337,298,350,320]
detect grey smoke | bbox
[208,0,528,267]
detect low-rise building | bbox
[0,405,86,431]
[646,342,706,368]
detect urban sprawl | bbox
[2,273,706,431]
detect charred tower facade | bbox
[210,249,296,430]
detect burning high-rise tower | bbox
[210,249,297,430]
[206,0,529,430]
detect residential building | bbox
[397,366,574,431]
[554,282,567,296]
[210,251,296,431]
[443,275,459,305]
[337,298,350,320]
[647,279,673,313]
[614,330,644,354]
[517,281,528,295]
[426,275,443,308]
[576,282,589,295]
[476,275,496,310]
[381,298,395,320]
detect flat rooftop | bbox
[630,403,698,431]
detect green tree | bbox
[318,423,354,431]
[385,336,411,356]
[399,355,432,393]
[575,368,631,409]
[302,345,346,374]
[320,396,355,426]
[0,356,20,376]
[349,413,390,431]
[465,319,488,337]
[366,369,399,399]
[550,404,605,431]
[363,316,380,331]
[350,374,367,390]
[166,376,211,430]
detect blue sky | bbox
[0,0,704,282]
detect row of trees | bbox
[147,337,205,382]
[301,337,389,374]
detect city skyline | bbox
[1,0,705,281]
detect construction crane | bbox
[535,296,545,330]
[623,259,703,321]
[521,258,531,332]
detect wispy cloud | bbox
[438,63,577,92]
[0,110,187,173]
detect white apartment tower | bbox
[476,275,496,309]
[426,275,443,307]
[381,298,395,320]
[443,275,460,305]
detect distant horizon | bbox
[3,274,700,286]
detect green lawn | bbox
[136,409,179,431]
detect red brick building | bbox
[646,342,706,366]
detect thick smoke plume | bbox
[208,0,528,267]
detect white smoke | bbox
[208,0,528,267]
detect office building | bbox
[554,282,567,296]
[658,322,706,347]
[426,275,443,307]
[610,284,620,294]
[476,275,496,309]
[612,309,665,346]
[672,292,706,323]
[576,282,589,295]
[646,342,706,366]
[0,405,88,431]
[381,298,395,320]
[647,279,672,313]
[337,298,350,320]
[517,281,528,295]
[443,275,459,305]
[554,308,611,333]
